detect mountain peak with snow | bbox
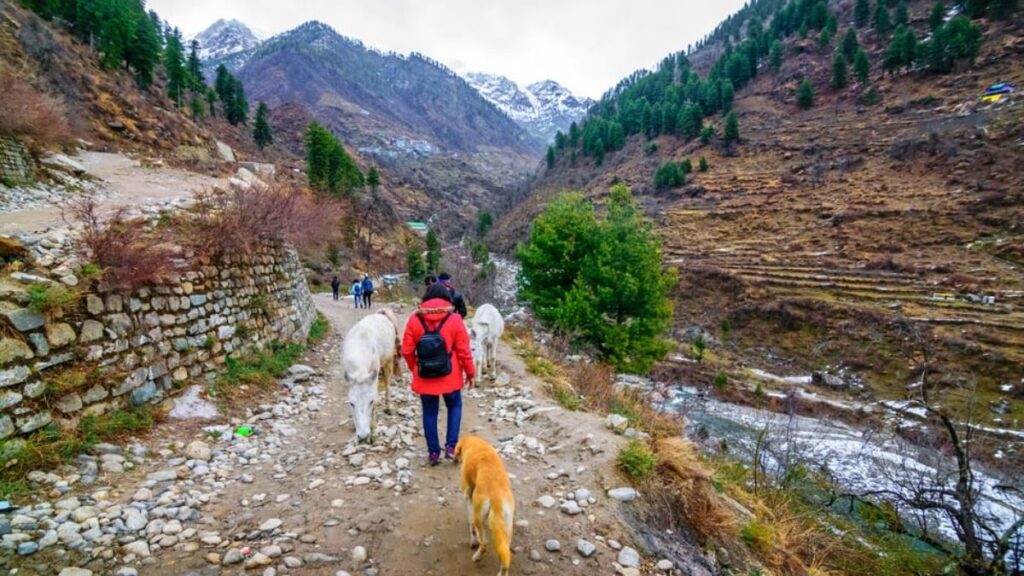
[194,19,261,61]
[465,72,593,144]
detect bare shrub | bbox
[0,68,70,146]
[189,183,345,256]
[65,196,177,291]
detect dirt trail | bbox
[0,151,225,235]
[147,294,636,576]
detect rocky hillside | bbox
[499,0,1024,438]
[465,72,593,143]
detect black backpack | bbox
[416,313,452,378]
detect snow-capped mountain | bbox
[194,19,261,61]
[465,73,593,144]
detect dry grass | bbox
[653,437,739,544]
[0,68,70,147]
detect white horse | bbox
[342,308,400,442]
[469,304,504,381]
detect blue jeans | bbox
[420,390,462,454]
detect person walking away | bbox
[330,275,341,301]
[350,279,362,309]
[438,272,468,317]
[402,284,475,465]
[361,274,375,309]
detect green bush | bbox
[797,80,815,109]
[714,371,729,390]
[654,162,685,189]
[699,156,709,172]
[618,440,656,481]
[28,284,78,314]
[518,185,676,373]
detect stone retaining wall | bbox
[0,137,33,184]
[0,243,316,441]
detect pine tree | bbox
[253,102,272,149]
[546,146,555,169]
[654,162,683,189]
[608,122,625,150]
[894,1,909,25]
[215,65,232,103]
[406,243,426,282]
[425,229,441,273]
[700,125,714,144]
[832,53,849,89]
[593,139,605,166]
[367,166,380,192]
[929,1,946,30]
[769,40,784,72]
[163,28,186,106]
[842,28,860,58]
[568,122,579,147]
[205,88,217,117]
[721,80,735,112]
[723,112,740,146]
[186,39,204,90]
[699,156,709,172]
[799,20,809,38]
[884,26,918,72]
[818,27,833,49]
[854,49,871,83]
[225,78,249,125]
[875,3,892,36]
[797,79,815,108]
[554,131,567,150]
[854,0,872,27]
[190,95,204,120]
[126,9,160,88]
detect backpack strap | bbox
[417,313,453,355]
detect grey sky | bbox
[148,0,748,98]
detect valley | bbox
[1,0,1022,574]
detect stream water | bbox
[640,377,1024,559]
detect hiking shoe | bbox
[428,452,441,466]
[445,446,456,460]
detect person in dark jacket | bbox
[401,284,475,465]
[330,276,341,301]
[360,275,374,309]
[438,272,467,317]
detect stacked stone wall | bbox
[0,242,316,440]
[0,137,32,183]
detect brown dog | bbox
[455,435,515,575]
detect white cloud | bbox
[149,0,748,98]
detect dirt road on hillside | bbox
[0,151,225,235]
[143,294,637,576]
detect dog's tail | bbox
[487,497,513,572]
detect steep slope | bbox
[0,2,214,156]
[226,22,540,225]
[466,72,593,143]
[499,0,1024,434]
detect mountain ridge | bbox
[465,72,593,143]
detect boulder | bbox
[216,141,236,163]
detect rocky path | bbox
[0,152,225,235]
[6,295,669,576]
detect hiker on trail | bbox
[401,284,475,465]
[350,279,362,309]
[361,274,375,309]
[438,272,468,317]
[331,276,341,301]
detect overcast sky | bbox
[148,0,748,98]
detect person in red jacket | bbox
[402,284,476,465]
